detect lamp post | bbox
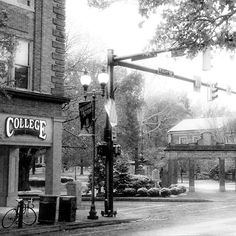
[102,49,116,217]
[80,69,108,220]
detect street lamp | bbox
[80,69,108,220]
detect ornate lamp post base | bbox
[101,210,117,217]
[87,205,98,219]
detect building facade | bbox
[0,0,68,206]
[165,117,236,192]
[167,117,232,145]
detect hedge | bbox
[137,187,148,197]
[29,176,74,187]
[147,188,160,197]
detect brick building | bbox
[165,117,236,192]
[0,0,68,206]
[167,117,231,145]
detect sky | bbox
[66,0,236,113]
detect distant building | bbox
[168,117,236,145]
[0,0,68,206]
[166,117,236,192]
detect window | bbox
[192,136,200,143]
[0,46,9,85]
[0,0,34,11]
[17,0,32,7]
[0,37,32,90]
[14,40,30,89]
[179,137,188,144]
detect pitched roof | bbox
[168,117,228,133]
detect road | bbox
[46,193,236,236]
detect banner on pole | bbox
[79,101,92,129]
[105,99,117,127]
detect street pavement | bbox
[1,180,236,235]
[53,190,236,236]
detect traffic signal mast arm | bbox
[114,46,186,61]
[111,51,236,95]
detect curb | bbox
[0,218,139,236]
[82,197,212,203]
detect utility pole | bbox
[103,49,116,216]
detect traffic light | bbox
[113,144,121,156]
[97,142,108,156]
[97,142,121,157]
[193,75,201,92]
[209,83,218,101]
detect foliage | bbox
[123,187,136,197]
[169,184,186,193]
[169,186,181,195]
[114,185,186,197]
[191,104,231,119]
[179,185,187,193]
[62,32,107,169]
[209,165,219,180]
[116,72,144,172]
[159,187,171,197]
[147,187,160,197]
[113,156,132,192]
[61,176,74,183]
[141,92,191,166]
[87,0,116,8]
[129,174,155,190]
[142,0,236,56]
[29,178,45,188]
[137,187,148,196]
[0,10,17,86]
[88,154,131,194]
[87,154,105,193]
[88,0,236,56]
[29,176,74,187]
[143,92,191,147]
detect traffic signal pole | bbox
[103,49,116,217]
[103,47,236,217]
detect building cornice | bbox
[5,88,70,104]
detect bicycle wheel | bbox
[1,209,17,228]
[23,207,37,226]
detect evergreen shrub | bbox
[29,178,45,187]
[137,187,148,196]
[129,175,155,190]
[170,187,180,195]
[147,187,160,197]
[123,188,136,197]
[61,176,74,183]
[160,187,171,197]
[29,176,73,187]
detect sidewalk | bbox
[1,180,236,235]
[0,205,141,236]
[0,195,219,235]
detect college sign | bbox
[0,113,52,146]
[5,117,47,140]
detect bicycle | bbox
[1,198,37,228]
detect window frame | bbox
[0,0,34,11]
[192,136,200,143]
[0,37,33,91]
[13,39,33,90]
[179,136,188,144]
